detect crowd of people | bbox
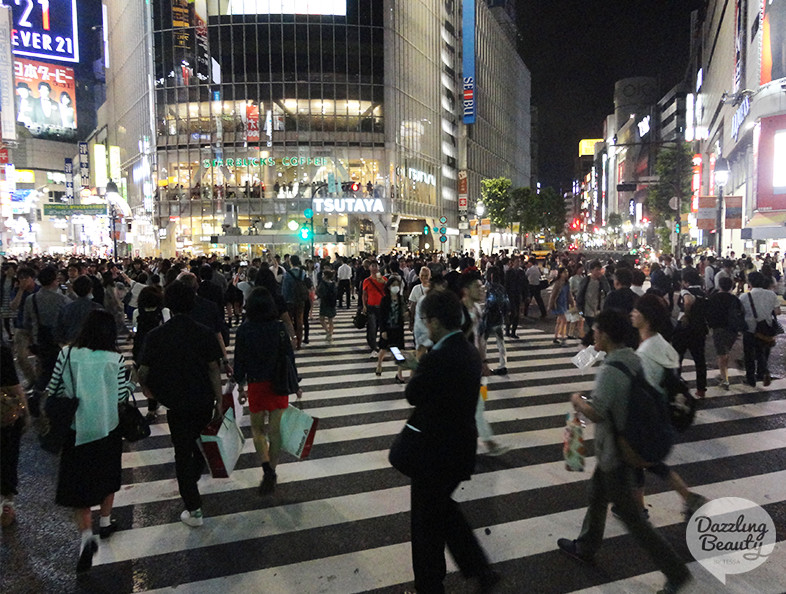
[0,247,783,590]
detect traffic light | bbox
[423,225,430,235]
[298,225,311,240]
[675,221,680,234]
[342,182,360,194]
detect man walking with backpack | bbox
[672,268,708,398]
[282,255,311,349]
[557,309,691,594]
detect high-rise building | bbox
[100,0,530,256]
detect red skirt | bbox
[248,381,289,413]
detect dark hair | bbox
[290,255,301,267]
[614,267,633,288]
[72,310,118,352]
[748,271,767,289]
[17,266,37,280]
[136,272,148,285]
[588,259,602,271]
[321,268,334,280]
[682,268,702,286]
[457,269,482,293]
[594,309,631,344]
[718,276,733,292]
[73,275,93,297]
[632,269,646,286]
[245,287,278,322]
[165,280,195,314]
[199,264,213,281]
[138,285,164,309]
[421,289,463,330]
[634,293,670,335]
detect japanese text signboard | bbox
[13,57,76,137]
[1,0,79,63]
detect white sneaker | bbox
[180,509,203,527]
[484,442,510,457]
[369,350,379,359]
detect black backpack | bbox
[289,270,311,305]
[133,308,164,361]
[607,361,675,467]
[661,367,697,432]
[679,287,708,334]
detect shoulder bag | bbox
[747,293,777,346]
[1,387,26,427]
[272,324,299,395]
[118,391,151,442]
[38,347,78,454]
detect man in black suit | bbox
[401,289,499,593]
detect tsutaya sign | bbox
[202,156,330,168]
[313,197,384,214]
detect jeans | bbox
[672,329,707,392]
[484,324,507,368]
[411,477,490,593]
[576,465,689,584]
[742,331,770,384]
[366,305,380,351]
[168,406,213,511]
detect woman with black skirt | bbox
[376,275,407,383]
[46,310,133,573]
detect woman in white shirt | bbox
[629,294,707,521]
[739,271,782,387]
[47,310,134,573]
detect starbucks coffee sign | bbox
[313,197,385,213]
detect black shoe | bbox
[610,504,649,520]
[510,334,519,340]
[259,472,277,495]
[557,538,593,565]
[492,367,508,376]
[99,519,119,539]
[76,538,98,573]
[303,338,309,344]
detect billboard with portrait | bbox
[13,57,77,138]
[761,0,786,84]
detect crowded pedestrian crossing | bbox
[6,308,786,593]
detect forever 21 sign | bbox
[1,0,79,63]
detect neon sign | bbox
[313,197,384,214]
[2,0,79,63]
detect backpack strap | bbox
[747,293,759,321]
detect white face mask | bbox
[390,286,401,295]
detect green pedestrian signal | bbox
[675,222,680,234]
[299,226,311,240]
[304,208,314,219]
[423,225,429,235]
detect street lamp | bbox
[106,180,120,257]
[475,202,485,253]
[714,157,730,257]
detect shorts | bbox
[247,381,289,413]
[712,328,737,356]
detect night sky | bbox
[516,0,705,191]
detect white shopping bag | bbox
[280,404,319,459]
[571,345,605,370]
[198,406,246,478]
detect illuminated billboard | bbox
[578,139,603,157]
[225,0,347,16]
[756,114,786,211]
[13,57,77,137]
[1,0,79,63]
[761,0,786,84]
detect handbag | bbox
[353,310,368,329]
[272,325,299,396]
[198,405,246,478]
[38,347,77,454]
[118,392,151,442]
[747,294,777,346]
[1,388,25,427]
[280,404,319,459]
[388,422,426,478]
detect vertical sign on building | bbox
[93,144,108,188]
[0,6,16,142]
[458,169,468,212]
[78,141,89,187]
[246,103,260,142]
[462,0,476,124]
[108,145,121,182]
[440,0,459,202]
[64,157,73,200]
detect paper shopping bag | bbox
[280,405,319,459]
[198,406,245,478]
[563,411,586,472]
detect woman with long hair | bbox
[376,275,407,383]
[47,309,133,572]
[233,288,302,495]
[548,267,574,344]
[629,294,707,520]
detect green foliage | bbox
[480,178,512,228]
[511,186,540,233]
[539,187,567,235]
[656,226,672,252]
[647,142,693,226]
[607,212,623,228]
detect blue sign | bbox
[462,0,476,124]
[3,0,79,63]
